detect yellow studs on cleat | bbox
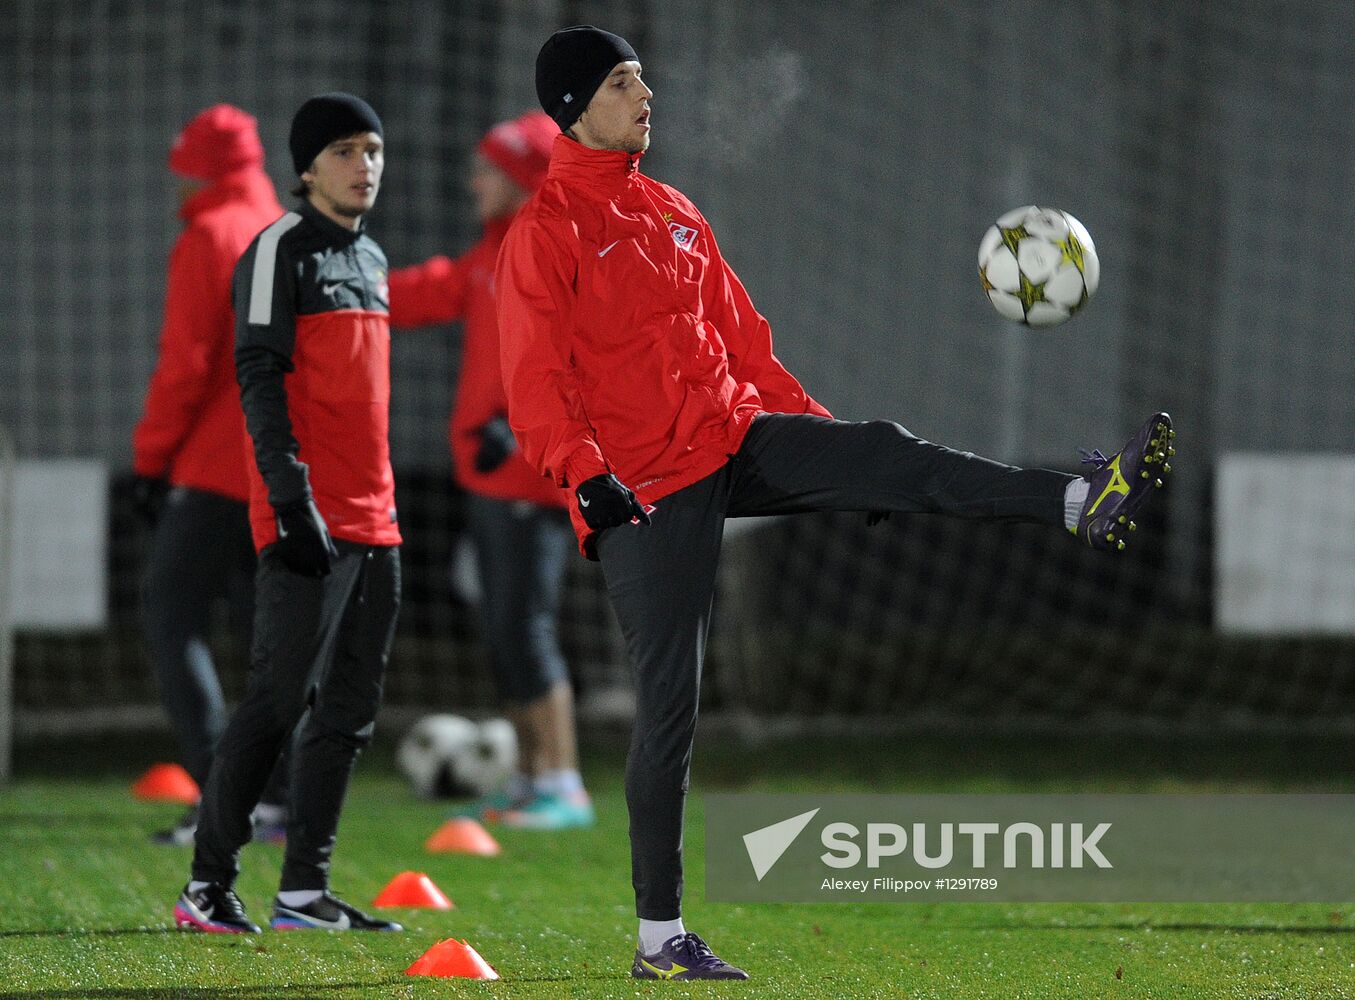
[1116,540,1126,551]
[1163,463,1171,473]
[1169,429,1176,439]
[1107,532,1115,542]
[1167,446,1175,456]
[1118,515,1127,524]
[1141,470,1150,480]
[1155,478,1164,488]
[1128,521,1137,531]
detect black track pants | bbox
[142,487,289,807]
[597,414,1074,919]
[191,541,400,890]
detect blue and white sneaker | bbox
[270,892,402,932]
[631,932,749,981]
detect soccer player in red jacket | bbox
[388,111,594,831]
[131,105,288,846]
[497,26,1175,980]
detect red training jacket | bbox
[387,215,567,508]
[132,169,283,500]
[496,134,831,556]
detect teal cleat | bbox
[498,791,596,830]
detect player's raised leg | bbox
[727,411,1172,551]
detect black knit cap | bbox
[535,25,638,132]
[289,92,383,175]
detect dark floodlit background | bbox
[3,1,1353,773]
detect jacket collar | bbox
[178,167,277,221]
[546,133,643,198]
[297,196,366,243]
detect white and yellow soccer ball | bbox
[978,205,1099,327]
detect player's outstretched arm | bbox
[387,254,472,330]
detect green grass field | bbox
[4,732,1355,998]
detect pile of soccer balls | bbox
[397,714,518,799]
[978,205,1099,327]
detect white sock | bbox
[187,880,212,894]
[638,917,686,954]
[276,889,323,907]
[252,802,286,825]
[534,768,585,798]
[1063,478,1090,532]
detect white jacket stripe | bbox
[247,212,303,325]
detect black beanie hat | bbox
[289,92,383,175]
[535,25,638,132]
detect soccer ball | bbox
[978,205,1099,327]
[396,714,518,799]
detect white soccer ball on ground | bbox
[978,205,1099,327]
[396,714,518,799]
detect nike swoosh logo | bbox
[579,497,591,507]
[598,240,621,258]
[1086,453,1130,517]
[323,282,345,297]
[639,957,688,980]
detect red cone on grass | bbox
[131,763,199,803]
[425,817,501,856]
[405,938,499,980]
[373,871,454,909]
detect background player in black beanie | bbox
[497,24,1174,982]
[173,92,403,935]
[287,92,384,215]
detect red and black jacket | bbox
[232,199,401,552]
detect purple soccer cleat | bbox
[631,932,749,981]
[1075,411,1174,551]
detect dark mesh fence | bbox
[4,0,1354,733]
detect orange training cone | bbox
[131,763,200,804]
[405,938,499,980]
[424,817,501,857]
[373,871,454,910]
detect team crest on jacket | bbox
[669,222,698,251]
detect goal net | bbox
[5,0,1354,738]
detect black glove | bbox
[273,497,339,577]
[132,475,170,528]
[866,510,891,527]
[473,415,518,474]
[575,474,651,531]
